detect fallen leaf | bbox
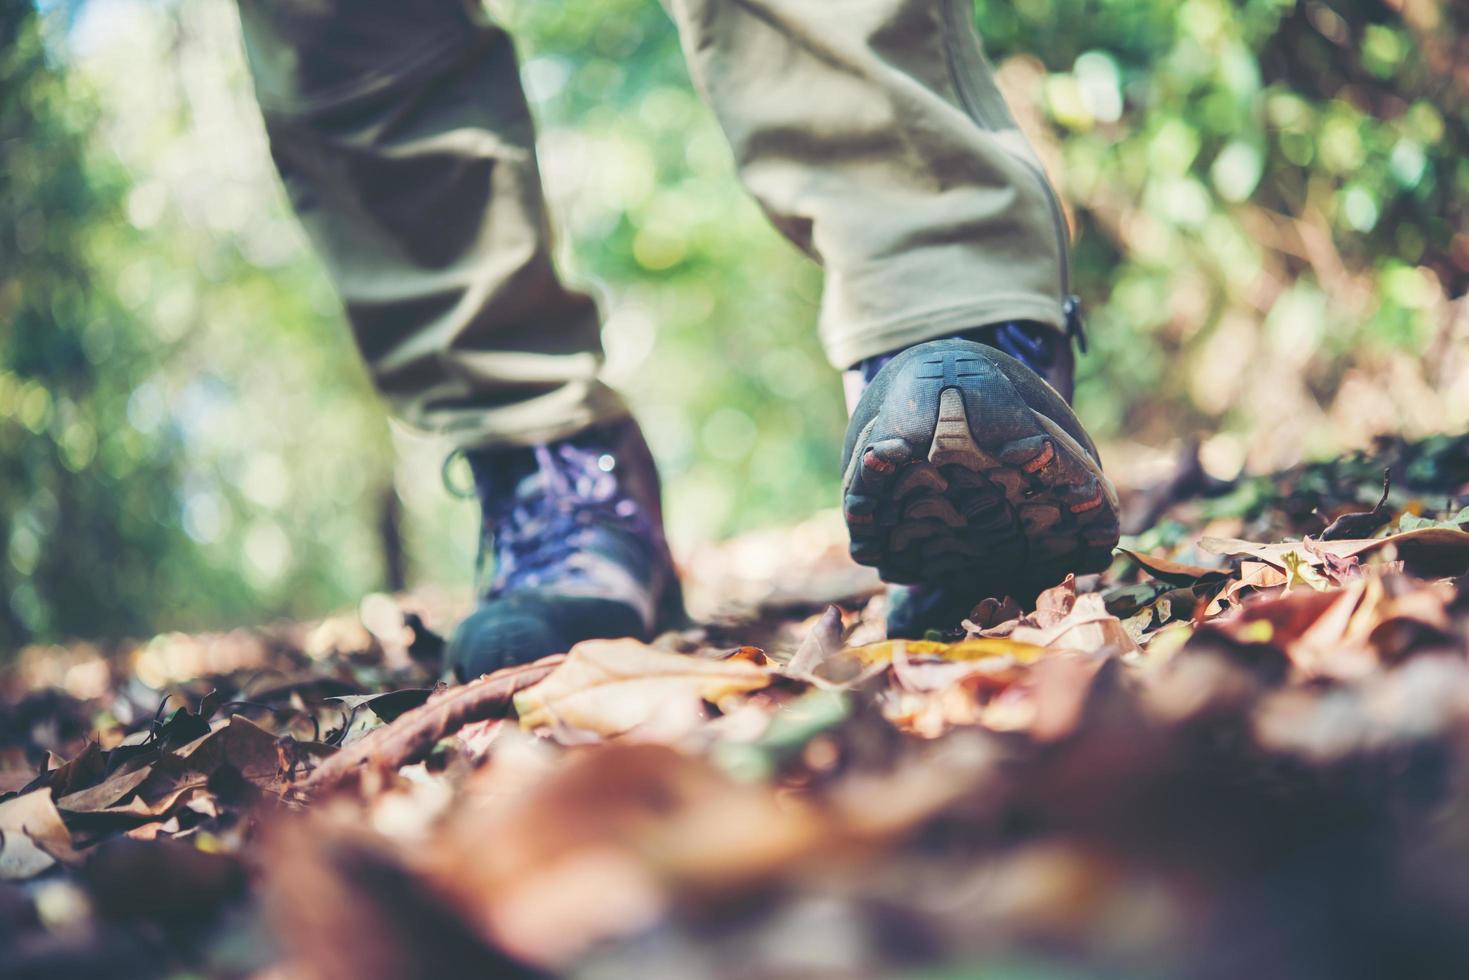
[1119,549,1226,586]
[125,818,179,842]
[712,689,851,780]
[1103,580,1176,618]
[0,789,79,880]
[1207,561,1290,615]
[1303,538,1365,584]
[1205,578,1399,678]
[889,641,1031,694]
[1029,653,1123,742]
[325,689,433,724]
[58,717,316,821]
[1396,506,1469,533]
[1282,550,1329,592]
[784,605,846,680]
[1011,593,1141,655]
[1034,575,1082,628]
[722,646,770,667]
[427,743,828,966]
[264,816,541,980]
[853,637,1046,667]
[168,715,301,784]
[514,641,772,735]
[45,742,105,797]
[82,838,247,924]
[1201,527,1469,578]
[962,596,1024,635]
[56,763,154,814]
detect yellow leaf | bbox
[1282,550,1328,592]
[850,637,1046,666]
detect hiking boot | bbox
[842,319,1119,638]
[446,419,682,679]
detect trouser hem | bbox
[427,384,633,452]
[822,295,1066,369]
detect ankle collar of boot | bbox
[853,319,1062,386]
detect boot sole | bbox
[842,341,1119,596]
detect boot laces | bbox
[482,442,647,595]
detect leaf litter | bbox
[1,433,1469,978]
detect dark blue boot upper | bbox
[446,419,678,679]
[846,317,1101,640]
[855,321,1076,403]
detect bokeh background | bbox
[2,0,1466,651]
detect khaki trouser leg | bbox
[237,0,627,449]
[663,0,1070,368]
[240,0,1067,447]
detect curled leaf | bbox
[514,640,772,735]
[0,789,79,880]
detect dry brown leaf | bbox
[1278,581,1378,677]
[514,639,772,735]
[0,789,80,880]
[1209,584,1345,653]
[1119,549,1225,586]
[1203,577,1438,678]
[58,716,309,821]
[889,641,1032,694]
[262,813,536,980]
[1029,653,1122,742]
[780,605,882,690]
[785,605,845,680]
[1201,527,1469,578]
[168,715,297,782]
[1011,593,1141,656]
[426,742,828,966]
[962,596,1025,637]
[1233,560,1288,592]
[56,762,154,813]
[1205,561,1288,616]
[45,742,105,797]
[1034,575,1082,628]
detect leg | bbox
[237,0,626,449]
[237,1,677,676]
[662,0,1070,368]
[663,0,1118,633]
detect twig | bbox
[300,656,564,793]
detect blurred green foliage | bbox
[0,1,228,644]
[976,0,1469,452]
[1,0,1466,649]
[2,0,398,651]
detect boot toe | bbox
[843,338,1119,632]
[446,593,646,680]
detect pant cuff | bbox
[417,381,633,452]
[821,295,1067,369]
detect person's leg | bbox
[662,0,1070,366]
[237,0,677,675]
[663,0,1119,632]
[237,0,625,448]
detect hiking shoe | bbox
[842,321,1119,638]
[446,419,682,679]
